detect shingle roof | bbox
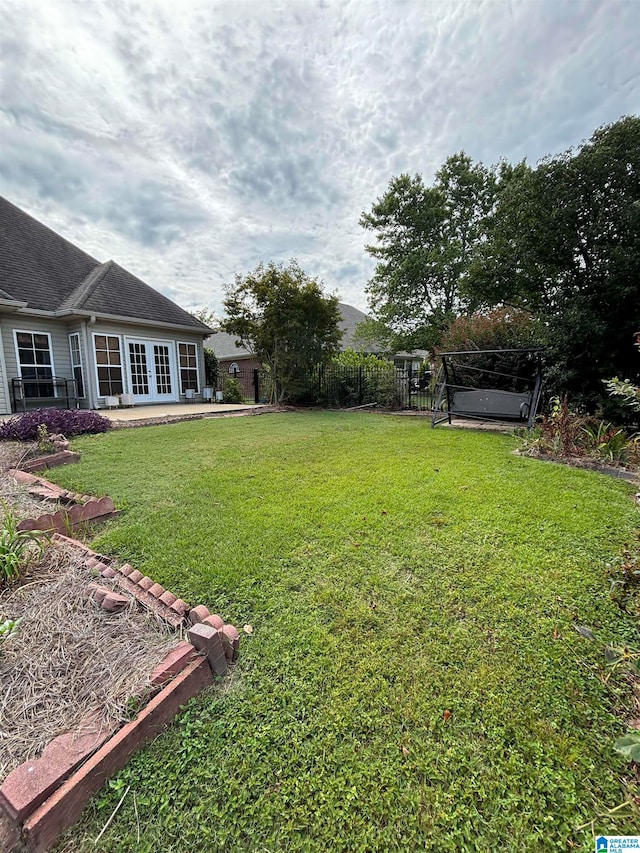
[0,197,210,333]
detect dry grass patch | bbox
[0,543,177,778]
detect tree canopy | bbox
[360,153,496,351]
[222,260,342,402]
[361,116,640,412]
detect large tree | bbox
[466,116,640,411]
[222,260,342,402]
[360,153,496,351]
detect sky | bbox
[1,0,638,318]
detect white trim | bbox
[124,335,178,403]
[12,328,57,397]
[176,340,200,395]
[0,326,11,414]
[91,331,125,401]
[228,362,239,374]
[68,333,86,399]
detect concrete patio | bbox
[99,402,269,425]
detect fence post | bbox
[407,364,413,409]
[358,366,363,405]
[253,369,259,404]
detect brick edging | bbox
[1,489,243,851]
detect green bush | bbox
[222,378,244,404]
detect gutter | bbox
[1,306,213,337]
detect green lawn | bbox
[48,412,638,852]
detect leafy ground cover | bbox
[46,412,638,852]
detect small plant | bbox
[516,396,587,457]
[0,505,48,584]
[0,409,111,442]
[0,617,22,652]
[582,420,634,465]
[614,732,640,763]
[222,378,244,404]
[36,423,54,454]
[605,334,640,414]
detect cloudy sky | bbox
[1,0,638,316]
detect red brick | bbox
[0,713,114,822]
[202,613,224,630]
[0,804,19,853]
[148,583,165,598]
[170,598,189,617]
[222,624,240,661]
[8,468,40,485]
[118,563,134,577]
[187,624,228,676]
[100,566,117,579]
[128,569,143,583]
[51,533,94,554]
[22,658,212,853]
[159,591,177,607]
[101,592,129,613]
[150,641,197,686]
[86,584,110,606]
[18,451,81,473]
[77,497,116,521]
[188,605,210,625]
[138,576,154,591]
[113,575,184,629]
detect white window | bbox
[68,333,85,398]
[93,334,124,397]
[14,330,55,397]
[228,361,239,375]
[178,342,199,393]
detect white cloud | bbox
[1,0,638,314]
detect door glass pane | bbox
[129,343,149,395]
[154,345,172,395]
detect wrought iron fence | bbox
[213,364,436,410]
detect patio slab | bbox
[99,402,267,423]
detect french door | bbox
[126,338,177,403]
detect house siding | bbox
[0,326,10,415]
[0,314,74,414]
[0,314,207,414]
[85,319,206,409]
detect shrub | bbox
[203,347,219,388]
[0,409,111,442]
[516,396,638,468]
[222,378,244,404]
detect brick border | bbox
[1,484,241,852]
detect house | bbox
[207,302,427,374]
[0,197,212,414]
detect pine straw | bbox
[0,543,180,779]
[0,440,48,520]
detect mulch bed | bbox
[0,443,177,782]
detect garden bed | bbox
[0,446,240,852]
[0,543,177,777]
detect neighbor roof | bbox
[0,197,211,333]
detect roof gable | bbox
[0,197,210,333]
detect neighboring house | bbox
[0,197,212,415]
[206,302,427,373]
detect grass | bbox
[45,412,639,852]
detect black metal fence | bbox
[214,363,436,410]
